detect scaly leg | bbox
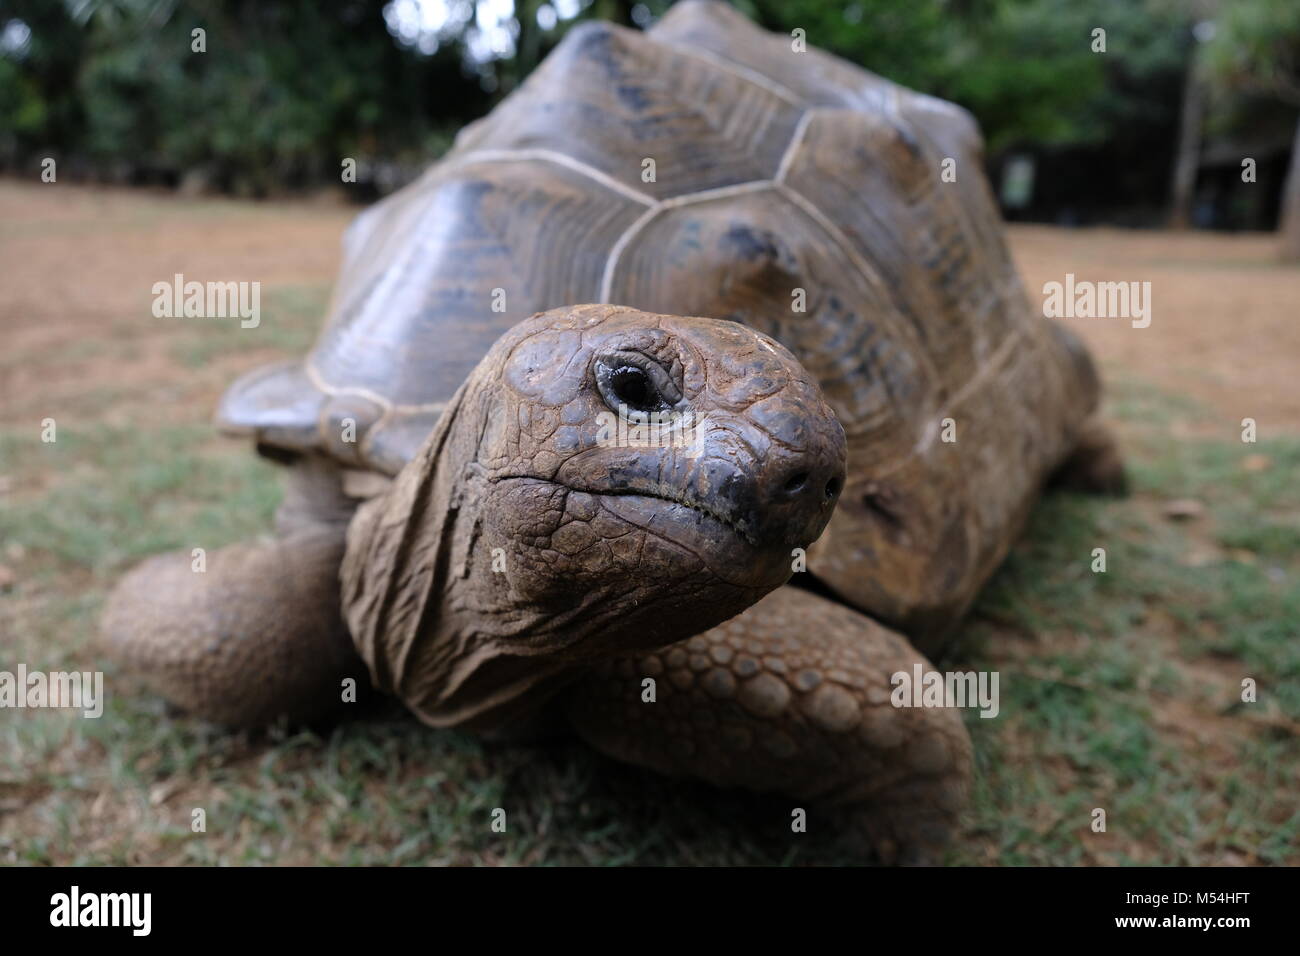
[1051,413,1128,495]
[564,586,973,863]
[100,457,365,727]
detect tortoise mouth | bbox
[487,473,755,545]
[583,485,810,589]
[487,473,793,588]
[587,488,792,590]
[583,484,758,547]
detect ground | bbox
[1,180,1297,865]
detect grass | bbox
[952,378,1300,865]
[0,425,281,577]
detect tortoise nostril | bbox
[783,472,810,496]
[825,476,842,500]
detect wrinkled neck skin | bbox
[341,373,777,733]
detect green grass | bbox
[0,425,281,577]
[951,374,1300,864]
[2,372,1298,865]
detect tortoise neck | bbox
[339,376,586,731]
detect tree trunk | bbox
[1168,48,1205,230]
[1279,115,1300,262]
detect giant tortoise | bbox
[103,1,1124,860]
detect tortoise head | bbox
[342,305,846,728]
[483,305,846,591]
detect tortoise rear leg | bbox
[563,587,973,864]
[1051,413,1128,496]
[1043,320,1128,495]
[100,456,366,727]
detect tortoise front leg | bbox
[100,457,366,727]
[563,587,973,863]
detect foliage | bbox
[748,0,1195,153]
[0,0,1282,204]
[0,0,497,193]
[1203,0,1300,104]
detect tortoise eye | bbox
[595,351,679,415]
[609,365,656,411]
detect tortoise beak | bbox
[577,403,846,552]
[685,409,847,550]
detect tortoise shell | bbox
[218,0,1095,637]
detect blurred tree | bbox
[747,0,1193,155]
[0,0,497,193]
[1166,11,1216,230]
[79,0,498,194]
[0,0,1211,217]
[0,0,90,165]
[1203,0,1300,260]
